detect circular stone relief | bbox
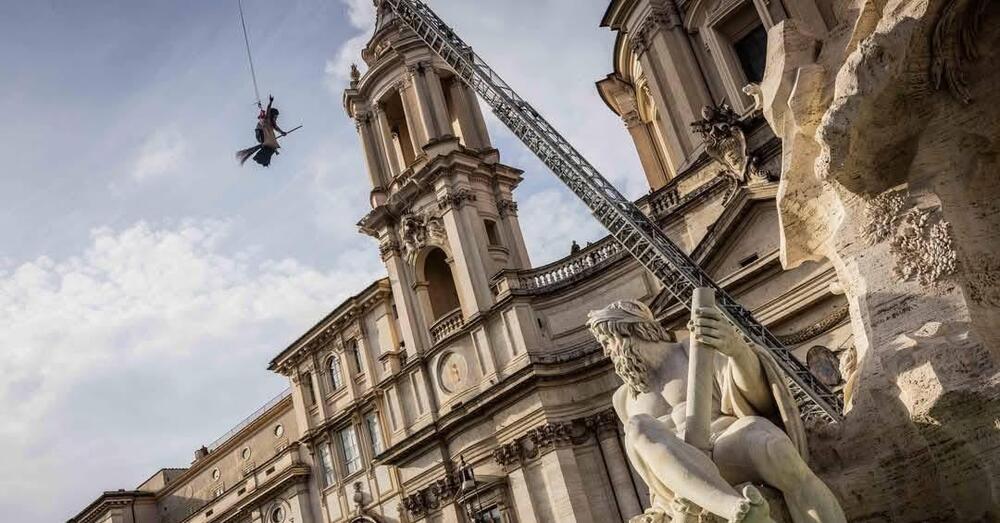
[241,447,251,460]
[273,424,284,438]
[437,351,469,393]
[269,505,286,523]
[211,468,220,480]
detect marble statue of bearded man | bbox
[587,300,845,523]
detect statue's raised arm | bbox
[588,299,845,523]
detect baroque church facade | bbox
[70,1,1000,522]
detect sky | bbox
[0,1,644,520]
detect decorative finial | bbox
[350,63,361,83]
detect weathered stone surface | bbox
[761,1,1000,520]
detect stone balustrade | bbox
[516,239,624,292]
[430,308,464,344]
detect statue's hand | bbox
[690,307,751,360]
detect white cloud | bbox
[0,220,383,520]
[519,189,607,265]
[325,0,377,91]
[131,128,187,181]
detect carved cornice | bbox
[401,468,464,517]
[629,1,683,55]
[379,240,402,261]
[406,60,431,75]
[496,199,519,217]
[491,409,620,470]
[438,188,477,211]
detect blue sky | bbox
[0,1,644,520]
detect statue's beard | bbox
[608,337,650,397]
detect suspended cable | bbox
[238,0,262,107]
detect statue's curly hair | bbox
[588,300,675,397]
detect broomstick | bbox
[236,125,303,166]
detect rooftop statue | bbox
[588,298,844,523]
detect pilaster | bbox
[437,186,494,315]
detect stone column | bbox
[497,198,531,270]
[597,430,644,518]
[632,3,713,169]
[438,188,494,315]
[380,240,429,357]
[539,448,595,523]
[375,103,403,178]
[399,76,429,152]
[356,111,389,191]
[424,68,454,138]
[448,79,485,149]
[462,82,492,148]
[409,62,443,140]
[506,467,540,523]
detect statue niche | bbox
[588,299,845,523]
[399,211,446,262]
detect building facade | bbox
[72,0,1000,522]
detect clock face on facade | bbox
[438,352,469,394]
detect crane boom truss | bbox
[381,0,843,423]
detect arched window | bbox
[424,248,461,320]
[328,355,344,391]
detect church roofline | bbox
[268,277,391,372]
[66,490,155,523]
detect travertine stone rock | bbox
[760,1,1000,520]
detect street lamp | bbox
[458,455,485,522]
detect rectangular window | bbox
[339,426,363,475]
[365,413,384,455]
[301,372,316,406]
[319,443,336,487]
[734,24,767,83]
[348,339,364,374]
[478,506,502,523]
[484,219,501,246]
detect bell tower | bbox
[344,5,531,357]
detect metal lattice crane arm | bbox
[381,0,843,423]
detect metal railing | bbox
[207,388,291,453]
